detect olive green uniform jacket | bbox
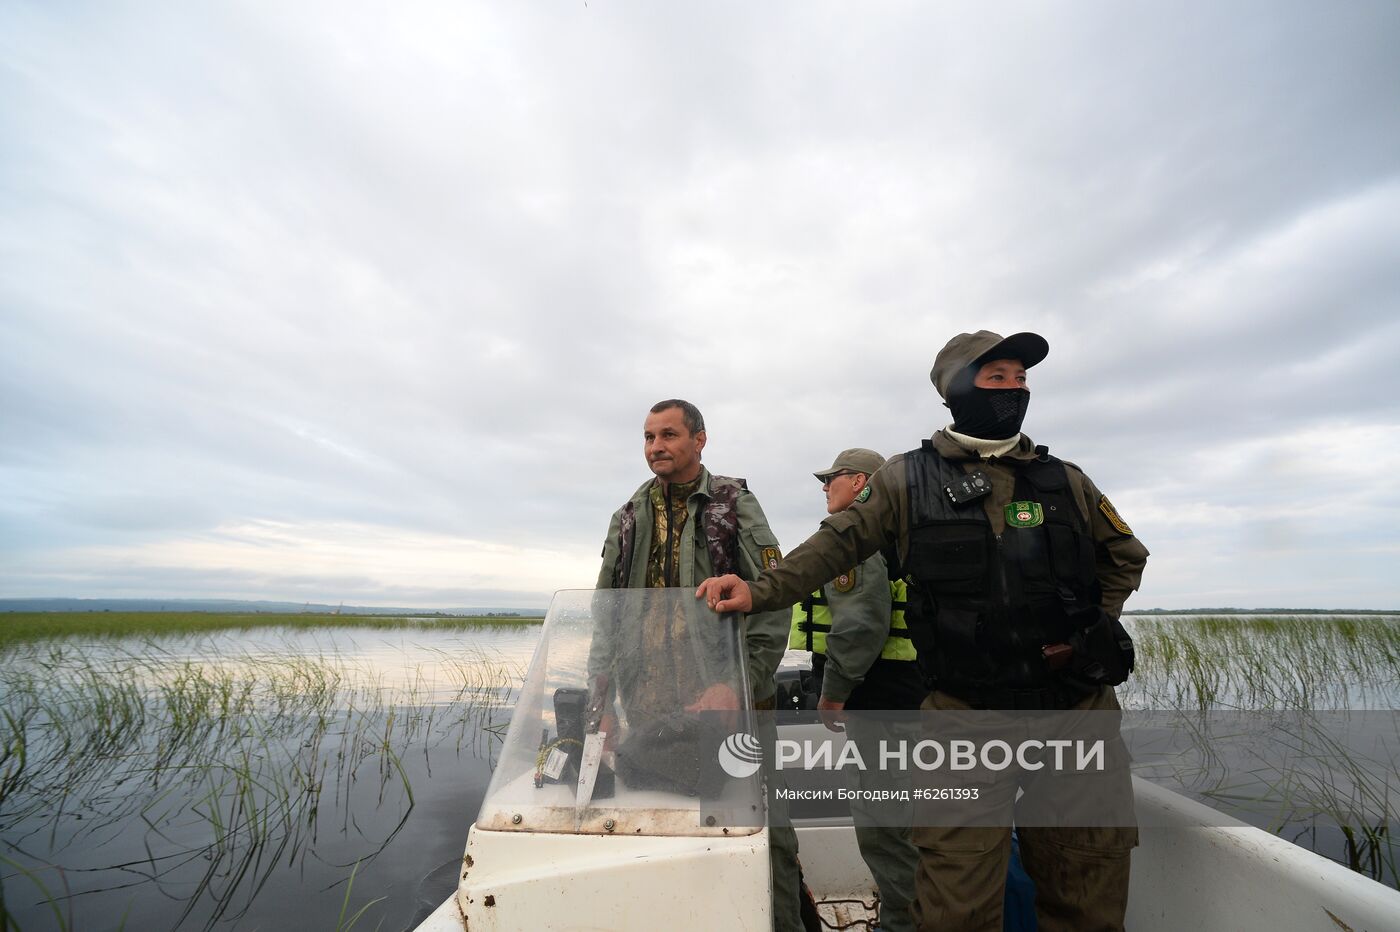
[598,466,789,703]
[810,550,894,705]
[749,432,1148,622]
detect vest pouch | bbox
[1045,523,1094,589]
[1002,526,1068,612]
[933,604,980,654]
[1067,609,1135,687]
[906,522,989,595]
[1005,523,1051,584]
[902,587,940,687]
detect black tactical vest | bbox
[902,441,1101,700]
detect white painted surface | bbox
[456,823,772,931]
[412,893,465,932]
[791,819,881,929]
[417,779,1400,931]
[1127,777,1400,931]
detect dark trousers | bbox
[909,687,1137,932]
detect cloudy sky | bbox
[3,1,1398,610]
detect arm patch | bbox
[1098,496,1134,536]
[760,546,782,571]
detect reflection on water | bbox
[0,624,541,932]
[20,624,543,703]
[3,614,1398,927]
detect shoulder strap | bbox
[1020,448,1069,493]
[905,441,980,525]
[611,500,637,588]
[700,476,747,577]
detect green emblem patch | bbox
[760,546,782,571]
[1005,501,1044,528]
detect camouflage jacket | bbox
[597,466,789,702]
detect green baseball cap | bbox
[813,448,886,481]
[929,330,1049,399]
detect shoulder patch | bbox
[760,546,782,571]
[833,567,857,593]
[1098,496,1134,536]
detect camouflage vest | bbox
[612,476,746,588]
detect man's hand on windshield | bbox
[695,575,753,614]
[685,682,739,713]
[817,696,848,733]
[686,682,740,731]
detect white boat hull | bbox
[1127,778,1400,931]
[416,777,1400,932]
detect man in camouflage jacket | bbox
[595,398,801,932]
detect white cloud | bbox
[2,520,595,608]
[3,1,1399,609]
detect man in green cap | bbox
[789,447,924,932]
[699,333,1149,932]
[595,398,803,932]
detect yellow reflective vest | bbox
[788,577,917,662]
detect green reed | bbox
[0,612,540,649]
[1123,615,1400,711]
[1121,614,1400,888]
[0,633,524,930]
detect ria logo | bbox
[717,732,763,779]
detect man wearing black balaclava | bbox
[699,331,1150,932]
[942,347,1032,440]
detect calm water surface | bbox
[3,615,1397,929]
[0,624,541,932]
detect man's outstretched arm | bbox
[703,460,904,614]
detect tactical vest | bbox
[788,578,917,662]
[611,476,745,588]
[902,440,1101,701]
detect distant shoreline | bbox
[1,599,1395,617]
[0,611,543,647]
[1123,608,1400,616]
[0,598,546,617]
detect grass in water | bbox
[0,630,525,930]
[0,612,540,649]
[1122,614,1400,888]
[1123,614,1400,711]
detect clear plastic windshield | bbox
[475,588,763,836]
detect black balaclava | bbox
[946,362,1030,440]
